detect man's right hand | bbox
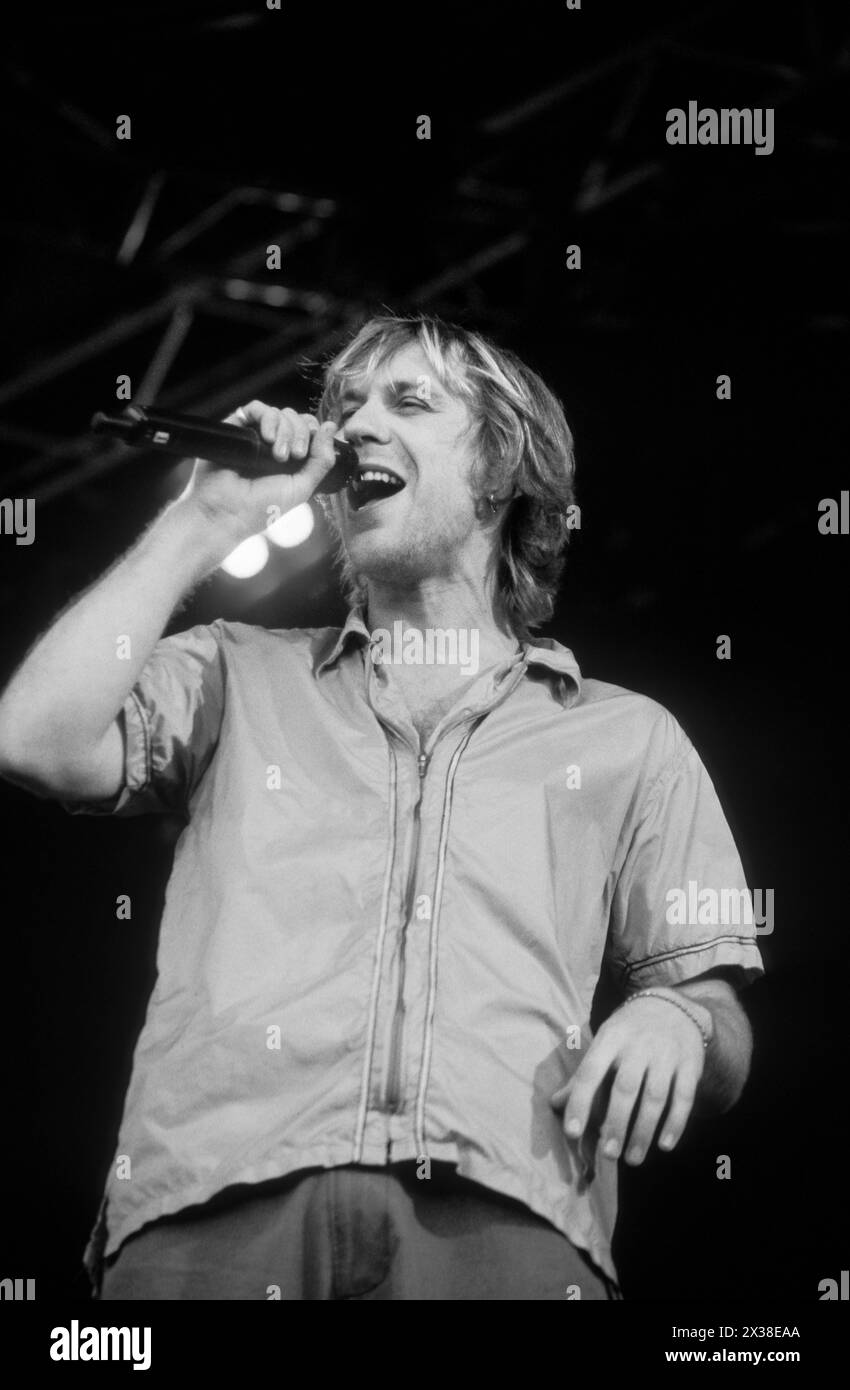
[175,402,342,554]
[0,401,344,800]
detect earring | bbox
[488,492,499,513]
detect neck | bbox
[363,573,521,671]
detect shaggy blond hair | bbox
[314,314,577,639]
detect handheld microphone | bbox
[90,404,357,496]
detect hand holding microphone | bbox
[92,400,354,555]
[186,402,347,548]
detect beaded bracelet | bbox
[623,989,712,1049]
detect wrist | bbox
[624,987,715,1050]
[155,496,242,579]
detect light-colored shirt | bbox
[64,604,765,1287]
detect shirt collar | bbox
[315,603,582,708]
[315,604,373,676]
[519,635,582,708]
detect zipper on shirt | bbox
[379,664,528,1118]
[413,664,531,1151]
[383,748,428,1112]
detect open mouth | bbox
[347,466,406,512]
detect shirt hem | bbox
[86,1140,619,1293]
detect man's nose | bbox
[341,402,392,445]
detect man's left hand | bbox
[554,992,712,1167]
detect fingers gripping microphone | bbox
[90,405,357,496]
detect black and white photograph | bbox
[0,0,847,1353]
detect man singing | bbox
[0,315,764,1300]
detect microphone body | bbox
[91,405,357,495]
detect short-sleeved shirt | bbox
[64,605,765,1287]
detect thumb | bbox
[551,1079,574,1112]
[302,420,343,480]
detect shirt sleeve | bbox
[607,731,766,993]
[60,621,226,819]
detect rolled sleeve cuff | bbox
[620,935,765,993]
[59,689,152,817]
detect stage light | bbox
[220,534,270,578]
[265,503,315,549]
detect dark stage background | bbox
[0,0,847,1302]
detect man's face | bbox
[328,344,487,590]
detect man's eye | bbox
[339,397,426,423]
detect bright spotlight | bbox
[220,534,270,578]
[265,503,315,549]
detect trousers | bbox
[99,1162,619,1301]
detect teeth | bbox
[347,467,405,511]
[354,469,401,486]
